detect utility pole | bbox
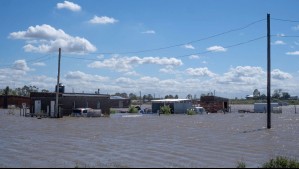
[140,91,142,107]
[55,48,61,118]
[267,14,271,129]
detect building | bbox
[0,95,31,108]
[110,95,131,108]
[199,96,229,113]
[151,99,192,114]
[30,92,110,117]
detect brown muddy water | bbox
[0,105,299,168]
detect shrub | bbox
[236,161,246,168]
[160,105,171,115]
[128,106,138,113]
[187,109,196,115]
[262,156,299,168]
[110,109,116,114]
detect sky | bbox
[1,0,299,99]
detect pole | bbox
[55,48,61,118]
[267,14,271,129]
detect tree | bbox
[253,89,260,98]
[186,94,193,100]
[281,92,290,100]
[129,93,138,100]
[175,95,179,99]
[272,89,282,99]
[165,95,174,99]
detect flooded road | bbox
[1,105,299,168]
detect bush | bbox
[160,105,171,115]
[187,109,196,115]
[262,156,299,168]
[110,109,116,114]
[236,161,246,168]
[128,106,138,113]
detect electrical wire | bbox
[86,18,266,55]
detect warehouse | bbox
[110,95,131,108]
[151,99,192,114]
[30,92,110,117]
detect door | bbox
[35,100,41,114]
[50,101,55,117]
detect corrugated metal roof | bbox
[151,99,191,103]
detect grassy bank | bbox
[230,99,299,105]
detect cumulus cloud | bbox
[13,60,30,71]
[292,25,299,31]
[216,66,265,85]
[32,62,46,66]
[286,51,299,55]
[273,40,286,45]
[89,16,118,24]
[183,44,195,49]
[88,56,183,72]
[159,65,179,74]
[185,67,216,77]
[65,71,109,81]
[271,69,292,80]
[142,30,156,34]
[57,1,81,11]
[206,45,227,52]
[9,24,96,54]
[189,55,200,59]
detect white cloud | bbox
[32,62,46,66]
[292,25,299,31]
[65,71,109,81]
[142,30,156,34]
[124,71,140,76]
[88,56,183,72]
[89,16,118,24]
[207,45,227,52]
[216,66,265,85]
[159,65,179,74]
[9,24,96,54]
[273,40,286,45]
[13,60,30,71]
[202,61,208,64]
[185,67,216,77]
[286,51,299,55]
[183,44,195,49]
[271,69,292,80]
[276,33,285,37]
[57,1,81,12]
[189,55,200,59]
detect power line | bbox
[64,36,266,60]
[0,53,54,69]
[176,36,266,58]
[87,18,266,55]
[271,18,299,23]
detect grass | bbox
[236,156,299,168]
[262,156,299,168]
[186,109,196,115]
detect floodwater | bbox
[0,105,299,168]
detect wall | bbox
[0,96,31,108]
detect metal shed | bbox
[151,99,192,114]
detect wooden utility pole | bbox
[55,48,61,118]
[267,14,271,129]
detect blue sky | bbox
[1,0,299,98]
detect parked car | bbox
[193,107,206,114]
[71,108,103,117]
